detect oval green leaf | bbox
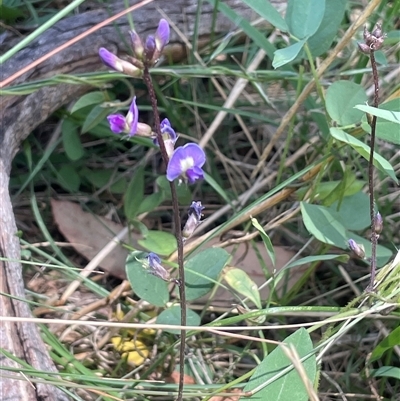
[363,121,400,145]
[301,202,348,248]
[273,39,307,69]
[251,217,275,266]
[328,191,370,231]
[241,0,288,32]
[370,366,400,380]
[243,328,316,400]
[355,103,400,125]
[156,306,201,334]
[71,91,106,114]
[330,128,398,183]
[184,248,230,301]
[137,192,165,215]
[82,104,110,134]
[285,0,325,39]
[370,326,400,363]
[224,268,261,308]
[326,81,368,126]
[125,252,169,307]
[57,165,81,192]
[307,0,347,57]
[62,120,85,161]
[359,99,400,145]
[138,230,177,256]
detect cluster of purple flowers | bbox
[99,19,206,186]
[99,19,206,281]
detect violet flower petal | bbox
[155,19,170,51]
[186,166,204,184]
[99,48,121,71]
[144,35,156,60]
[126,96,139,136]
[148,252,162,266]
[160,118,177,141]
[154,118,178,149]
[189,201,204,220]
[185,143,206,167]
[107,114,126,133]
[166,147,186,181]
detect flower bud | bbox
[144,35,156,63]
[363,26,373,43]
[146,253,170,282]
[372,23,383,39]
[136,122,153,137]
[182,201,204,240]
[99,48,141,77]
[348,239,366,259]
[155,118,178,158]
[130,30,145,60]
[357,42,371,54]
[155,19,170,52]
[374,212,383,235]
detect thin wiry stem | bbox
[367,49,379,291]
[142,66,186,400]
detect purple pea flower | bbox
[107,96,139,136]
[99,47,141,76]
[166,143,206,184]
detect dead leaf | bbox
[166,370,196,384]
[51,199,139,278]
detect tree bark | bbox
[0,1,285,399]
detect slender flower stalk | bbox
[100,19,202,401]
[358,23,386,291]
[142,65,187,401]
